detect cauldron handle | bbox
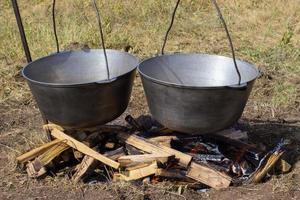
[161,0,242,85]
[92,0,110,80]
[51,0,111,80]
[12,0,111,81]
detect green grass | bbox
[0,0,299,113]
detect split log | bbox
[37,142,69,166]
[247,151,285,183]
[114,161,158,181]
[16,139,61,163]
[51,128,120,169]
[43,124,64,132]
[118,154,174,167]
[26,141,69,178]
[26,161,47,178]
[118,133,192,168]
[148,136,179,148]
[72,147,125,183]
[186,162,232,190]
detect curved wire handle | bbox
[52,0,59,53]
[161,0,242,85]
[92,0,110,80]
[51,0,110,80]
[210,0,241,85]
[161,0,180,55]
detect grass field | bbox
[0,0,300,199]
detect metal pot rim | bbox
[138,53,260,90]
[22,49,139,87]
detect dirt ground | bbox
[1,76,300,200]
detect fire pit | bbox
[16,115,291,191]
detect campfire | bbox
[16,115,291,190]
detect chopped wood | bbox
[118,132,192,168]
[115,161,158,181]
[279,159,291,173]
[25,141,69,178]
[26,160,47,178]
[72,147,125,183]
[248,151,285,183]
[118,154,174,167]
[43,124,64,132]
[72,150,98,183]
[149,136,179,147]
[17,139,62,163]
[126,163,150,171]
[149,136,179,143]
[51,128,120,169]
[125,161,157,180]
[37,142,69,166]
[125,144,144,155]
[73,150,84,160]
[186,162,232,190]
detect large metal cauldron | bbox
[23,49,139,128]
[138,53,259,134]
[138,0,260,134]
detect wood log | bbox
[118,133,192,168]
[73,147,126,183]
[125,161,157,180]
[26,160,47,178]
[38,142,69,166]
[148,136,179,148]
[25,141,69,178]
[186,162,232,190]
[118,154,173,167]
[51,128,120,169]
[114,161,158,181]
[43,123,65,132]
[248,151,285,183]
[16,139,62,163]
